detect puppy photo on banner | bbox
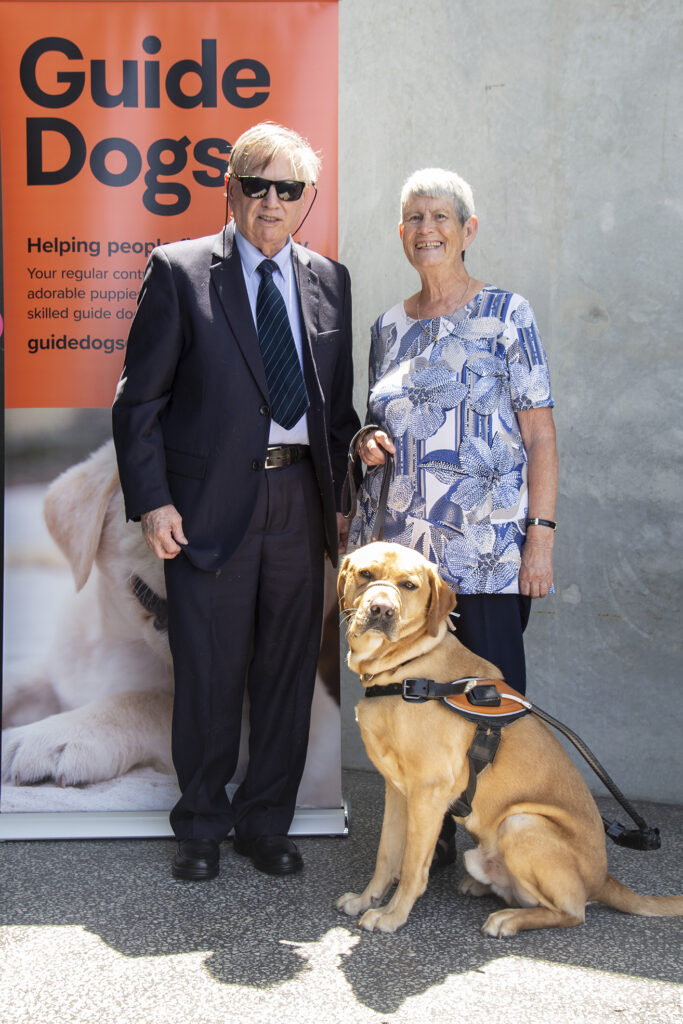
[1,409,342,829]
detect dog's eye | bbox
[401,580,417,590]
[359,569,374,579]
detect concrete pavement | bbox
[1,768,681,1023]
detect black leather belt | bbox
[265,444,310,469]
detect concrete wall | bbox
[336,0,683,801]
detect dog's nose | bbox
[369,597,394,621]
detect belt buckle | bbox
[402,678,427,702]
[265,446,288,470]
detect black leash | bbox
[341,424,394,541]
[528,702,661,850]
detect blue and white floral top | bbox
[349,286,554,595]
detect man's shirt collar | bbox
[234,226,292,281]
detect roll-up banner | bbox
[0,0,343,838]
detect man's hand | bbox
[357,429,395,466]
[141,504,188,559]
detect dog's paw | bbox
[459,875,493,898]
[2,720,116,786]
[358,907,406,933]
[1,703,143,786]
[480,909,521,939]
[1,725,57,784]
[335,892,367,917]
[2,692,172,786]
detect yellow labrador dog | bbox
[336,541,683,937]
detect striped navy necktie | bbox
[256,259,309,430]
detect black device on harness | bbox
[364,676,661,851]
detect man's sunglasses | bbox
[231,175,307,201]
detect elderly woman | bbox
[351,167,558,866]
[352,165,558,693]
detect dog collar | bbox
[364,677,490,702]
[130,575,168,632]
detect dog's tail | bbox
[597,875,683,917]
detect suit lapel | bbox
[292,244,318,345]
[292,245,323,404]
[210,224,268,396]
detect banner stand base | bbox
[0,800,350,841]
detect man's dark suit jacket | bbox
[112,222,359,570]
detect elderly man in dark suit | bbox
[112,122,359,880]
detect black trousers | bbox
[451,593,532,695]
[165,458,325,841]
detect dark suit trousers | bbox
[165,458,325,841]
[451,594,532,695]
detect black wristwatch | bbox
[526,517,557,531]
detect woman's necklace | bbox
[415,274,471,342]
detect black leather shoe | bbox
[172,839,220,880]
[233,834,303,875]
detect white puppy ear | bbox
[427,566,456,636]
[43,440,120,592]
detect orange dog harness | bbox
[364,676,528,817]
[363,676,662,847]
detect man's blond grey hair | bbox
[228,122,321,184]
[400,168,476,225]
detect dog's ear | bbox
[43,441,121,592]
[426,566,456,636]
[337,555,352,612]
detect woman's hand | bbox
[519,531,554,598]
[517,406,558,598]
[357,430,396,466]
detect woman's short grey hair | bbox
[228,122,321,184]
[400,168,476,225]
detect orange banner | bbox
[1,0,343,836]
[0,1,339,408]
